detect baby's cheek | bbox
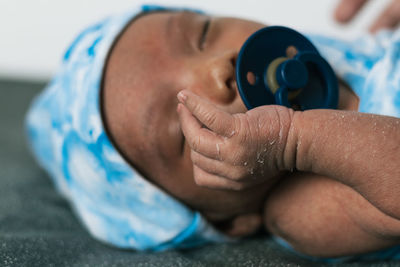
[224,94,248,114]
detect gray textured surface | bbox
[0,79,399,266]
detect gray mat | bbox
[0,79,398,266]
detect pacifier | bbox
[236,26,338,110]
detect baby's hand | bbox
[177,90,295,191]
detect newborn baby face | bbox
[102,11,272,227]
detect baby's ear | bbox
[218,213,263,237]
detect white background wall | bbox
[0,0,391,81]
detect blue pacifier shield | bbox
[236,26,338,110]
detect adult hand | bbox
[334,0,400,32]
[177,90,294,191]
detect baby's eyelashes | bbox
[198,18,211,51]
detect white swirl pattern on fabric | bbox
[308,29,400,118]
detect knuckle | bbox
[229,173,240,181]
[198,107,217,129]
[231,168,247,181]
[193,175,202,186]
[194,102,211,121]
[230,182,246,191]
[194,174,208,187]
[232,114,245,135]
[191,135,202,152]
[206,112,218,128]
[224,166,242,181]
[229,149,246,166]
[193,102,203,115]
[185,133,196,150]
[190,150,199,164]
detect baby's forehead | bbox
[108,13,171,84]
[104,9,215,161]
[110,11,207,88]
[103,12,181,165]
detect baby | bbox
[26,4,400,261]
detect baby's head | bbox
[103,9,270,226]
[27,5,270,251]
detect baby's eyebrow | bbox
[165,14,173,37]
[164,13,186,53]
[165,14,176,46]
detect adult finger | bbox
[177,90,235,137]
[369,0,400,32]
[193,165,249,191]
[334,0,369,23]
[177,103,225,159]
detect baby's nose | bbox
[206,50,238,102]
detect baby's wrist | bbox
[280,110,304,172]
[255,105,299,173]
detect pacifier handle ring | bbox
[295,52,339,109]
[267,57,305,106]
[274,86,290,107]
[275,51,338,109]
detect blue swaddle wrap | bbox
[25,4,229,251]
[309,29,400,118]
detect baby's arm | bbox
[177,90,400,218]
[263,109,400,257]
[286,109,400,220]
[264,171,400,257]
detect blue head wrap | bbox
[26,4,229,251]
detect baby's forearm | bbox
[285,110,400,219]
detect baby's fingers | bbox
[178,103,225,159]
[193,165,250,191]
[177,90,235,137]
[191,150,247,181]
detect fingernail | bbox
[177,91,187,103]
